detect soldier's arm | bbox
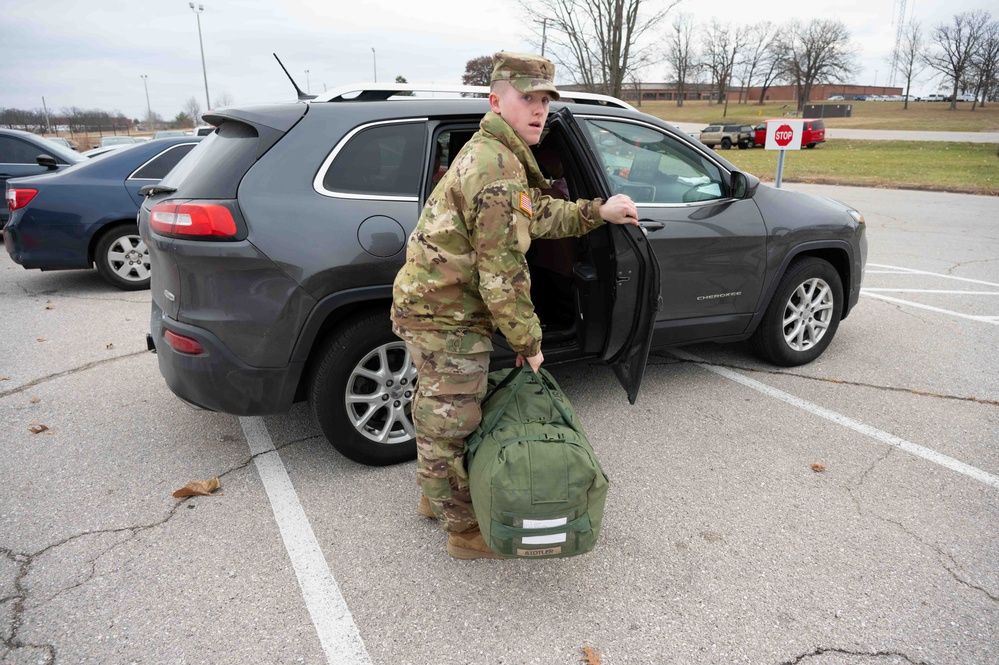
[527,188,606,239]
[472,179,543,358]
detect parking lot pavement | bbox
[1,183,998,664]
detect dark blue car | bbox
[4,137,201,290]
[1,128,85,228]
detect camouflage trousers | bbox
[406,343,490,534]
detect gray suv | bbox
[138,84,866,466]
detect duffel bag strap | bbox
[490,513,592,540]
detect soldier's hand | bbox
[600,194,639,226]
[515,351,544,372]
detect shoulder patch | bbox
[517,191,533,217]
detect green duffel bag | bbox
[465,366,609,559]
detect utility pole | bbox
[305,69,311,94]
[41,97,52,134]
[541,18,547,56]
[141,74,152,129]
[372,47,377,82]
[189,3,211,110]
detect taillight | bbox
[6,188,38,212]
[164,329,204,354]
[149,202,237,238]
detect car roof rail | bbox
[312,83,636,110]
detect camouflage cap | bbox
[490,52,560,100]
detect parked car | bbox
[137,83,866,466]
[45,136,79,151]
[153,130,188,139]
[94,136,137,149]
[4,137,201,290]
[81,145,131,159]
[1,128,85,229]
[827,95,844,101]
[753,118,826,149]
[194,125,215,136]
[698,124,755,149]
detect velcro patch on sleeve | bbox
[517,191,533,218]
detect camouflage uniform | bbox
[391,53,606,533]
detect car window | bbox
[129,144,198,180]
[703,126,720,132]
[322,121,425,198]
[583,118,726,205]
[0,136,60,164]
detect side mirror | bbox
[730,171,759,199]
[36,154,59,170]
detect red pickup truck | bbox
[754,118,826,149]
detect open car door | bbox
[548,107,661,404]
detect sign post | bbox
[764,119,803,188]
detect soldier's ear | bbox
[489,92,503,115]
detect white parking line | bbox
[862,292,999,325]
[867,263,999,288]
[863,263,999,325]
[670,350,999,491]
[240,416,372,665]
[864,289,999,295]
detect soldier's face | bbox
[489,84,551,146]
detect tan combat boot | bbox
[446,528,501,560]
[417,496,434,518]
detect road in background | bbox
[671,120,999,143]
[1,184,997,664]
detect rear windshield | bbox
[809,120,825,130]
[158,121,258,198]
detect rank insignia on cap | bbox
[518,192,533,217]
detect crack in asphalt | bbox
[946,257,999,275]
[14,279,146,304]
[847,447,895,516]
[0,351,148,400]
[652,353,999,408]
[0,430,313,658]
[780,647,931,664]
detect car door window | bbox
[0,136,46,164]
[129,144,198,180]
[320,121,425,199]
[583,118,726,204]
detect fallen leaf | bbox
[811,463,826,473]
[0,377,8,381]
[106,343,115,349]
[36,338,46,342]
[581,646,602,665]
[173,477,221,498]
[30,397,40,404]
[29,424,49,434]
[45,305,55,310]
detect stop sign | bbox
[774,124,794,147]
[764,119,803,151]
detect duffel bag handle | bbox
[477,365,580,438]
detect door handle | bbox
[638,220,666,232]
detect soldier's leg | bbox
[407,344,490,533]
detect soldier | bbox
[391,52,639,560]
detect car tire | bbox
[806,143,817,149]
[738,141,748,149]
[309,310,418,466]
[721,138,732,150]
[750,257,843,367]
[94,224,151,291]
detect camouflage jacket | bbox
[391,112,605,358]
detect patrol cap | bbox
[490,52,560,100]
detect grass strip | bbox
[715,140,998,196]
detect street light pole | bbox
[189,3,211,110]
[141,74,152,129]
[372,47,377,83]
[305,69,311,94]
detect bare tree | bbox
[735,22,778,104]
[213,90,235,108]
[664,13,698,107]
[890,21,927,110]
[522,0,680,98]
[969,17,998,109]
[701,19,746,116]
[183,97,202,126]
[784,19,857,112]
[924,10,991,110]
[755,27,789,104]
[461,55,493,87]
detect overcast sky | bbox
[2,0,991,121]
